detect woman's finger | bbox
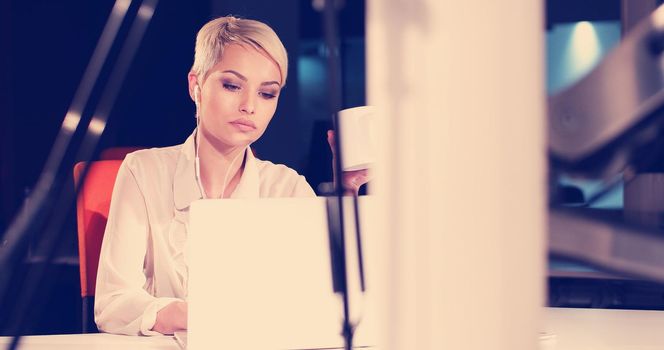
[327,130,335,150]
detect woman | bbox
[94,16,368,336]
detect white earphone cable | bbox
[194,85,247,198]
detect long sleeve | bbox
[94,158,181,335]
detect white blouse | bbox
[94,132,315,335]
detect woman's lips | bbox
[229,118,256,131]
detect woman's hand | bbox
[152,300,187,335]
[327,130,371,195]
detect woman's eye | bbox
[259,91,277,100]
[223,83,240,91]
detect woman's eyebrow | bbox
[222,70,247,81]
[261,81,281,87]
[222,70,280,88]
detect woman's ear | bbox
[187,72,199,102]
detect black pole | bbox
[320,1,356,349]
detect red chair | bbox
[73,160,123,333]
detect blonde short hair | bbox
[191,16,288,86]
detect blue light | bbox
[546,21,621,93]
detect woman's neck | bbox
[197,133,246,199]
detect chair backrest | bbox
[73,160,123,298]
[99,146,144,160]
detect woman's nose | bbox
[239,91,256,115]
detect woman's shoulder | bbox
[254,158,315,197]
[121,144,182,175]
[254,158,302,179]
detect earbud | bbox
[194,85,201,117]
[193,84,203,197]
[194,85,201,107]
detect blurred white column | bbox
[366,1,546,349]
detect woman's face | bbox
[189,43,282,150]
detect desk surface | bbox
[0,333,179,350]
[544,307,664,350]
[3,307,664,349]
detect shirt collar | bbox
[231,146,260,199]
[173,131,260,211]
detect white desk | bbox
[0,333,179,350]
[3,308,664,349]
[544,307,664,350]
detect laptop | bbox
[185,197,379,350]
